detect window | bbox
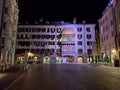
[18,28,22,32]
[111,31,114,36]
[37,28,41,32]
[41,35,45,39]
[32,28,36,32]
[26,28,31,32]
[118,10,120,18]
[87,49,92,55]
[51,35,55,40]
[23,35,26,39]
[57,28,61,33]
[51,28,55,33]
[77,41,82,45]
[4,7,8,14]
[78,49,83,54]
[32,35,35,39]
[46,35,50,39]
[1,37,5,46]
[119,24,120,32]
[77,34,82,39]
[36,35,40,39]
[17,35,21,39]
[87,41,92,45]
[119,39,120,47]
[57,34,61,39]
[77,27,82,32]
[41,42,45,46]
[2,22,6,29]
[86,34,91,39]
[47,28,50,32]
[111,20,113,26]
[49,41,55,45]
[106,25,108,30]
[86,27,90,32]
[42,28,46,32]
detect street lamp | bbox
[112,49,116,54]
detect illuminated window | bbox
[23,35,26,39]
[57,28,61,33]
[27,35,30,39]
[51,28,55,33]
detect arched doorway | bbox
[63,56,74,63]
[56,56,62,64]
[77,56,83,63]
[43,56,50,64]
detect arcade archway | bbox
[77,56,83,63]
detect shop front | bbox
[77,56,83,63]
[62,56,74,63]
[43,56,51,64]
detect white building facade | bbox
[16,21,95,64]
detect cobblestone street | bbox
[3,63,120,90]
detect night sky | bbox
[18,0,110,23]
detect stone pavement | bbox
[0,63,119,90]
[0,64,31,90]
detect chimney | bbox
[73,17,76,24]
[82,20,86,24]
[39,18,43,22]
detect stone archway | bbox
[43,55,50,64]
[77,56,83,63]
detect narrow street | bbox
[5,63,120,90]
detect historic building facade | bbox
[16,21,95,64]
[99,0,115,66]
[113,0,120,66]
[98,0,120,66]
[0,0,19,71]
